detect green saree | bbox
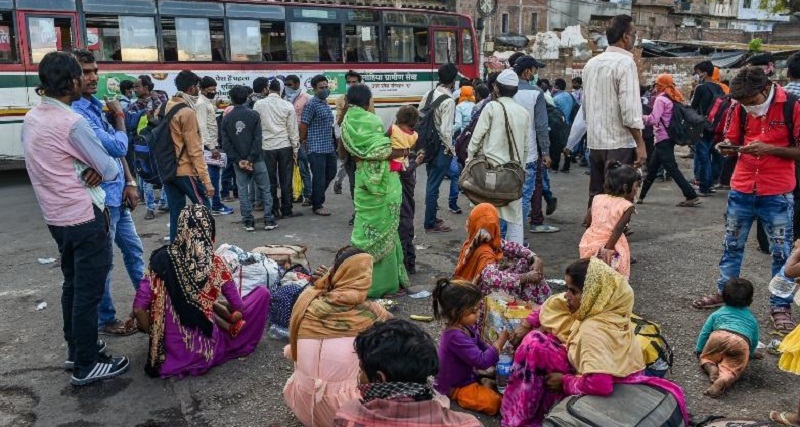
[341,106,408,297]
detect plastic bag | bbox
[216,244,280,296]
[292,162,302,200]
[481,292,535,343]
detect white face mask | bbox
[742,85,774,117]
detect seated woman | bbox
[341,83,409,298]
[454,203,550,307]
[133,205,270,379]
[501,258,688,427]
[283,246,392,427]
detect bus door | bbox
[429,26,458,77]
[17,11,78,67]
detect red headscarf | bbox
[655,74,685,103]
[454,203,504,282]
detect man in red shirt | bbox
[693,67,800,334]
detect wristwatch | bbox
[126,181,137,187]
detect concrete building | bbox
[632,0,679,39]
[456,0,548,41]
[547,0,633,30]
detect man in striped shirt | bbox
[581,14,647,201]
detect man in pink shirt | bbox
[22,51,130,386]
[284,74,312,204]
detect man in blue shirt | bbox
[300,75,337,216]
[552,78,577,173]
[72,49,144,336]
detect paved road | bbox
[0,154,795,426]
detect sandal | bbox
[770,411,800,426]
[313,208,331,216]
[425,223,452,233]
[99,319,138,336]
[677,198,702,207]
[771,307,796,335]
[692,293,724,310]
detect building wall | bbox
[632,3,678,40]
[548,0,633,30]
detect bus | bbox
[0,0,478,168]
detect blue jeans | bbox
[540,162,553,203]
[97,205,145,327]
[694,138,713,192]
[521,162,537,225]
[208,165,224,210]
[234,161,274,224]
[424,149,452,229]
[164,176,211,242]
[716,190,794,308]
[297,146,312,199]
[141,179,167,211]
[448,156,462,209]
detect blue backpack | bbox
[132,129,161,185]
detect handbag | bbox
[458,101,525,207]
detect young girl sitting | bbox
[433,278,508,416]
[695,278,760,398]
[388,106,419,172]
[579,161,640,278]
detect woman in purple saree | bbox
[133,205,270,378]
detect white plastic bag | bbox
[215,244,280,296]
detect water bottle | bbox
[495,344,514,394]
[769,267,797,299]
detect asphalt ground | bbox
[0,151,795,426]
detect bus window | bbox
[290,22,341,63]
[162,17,225,62]
[386,26,428,63]
[344,25,379,63]
[85,15,158,62]
[433,30,456,64]
[462,29,474,64]
[27,16,73,63]
[0,11,17,62]
[229,19,286,62]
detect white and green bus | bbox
[0,0,478,169]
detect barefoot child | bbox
[695,278,759,398]
[579,161,640,278]
[388,106,419,172]
[433,278,508,416]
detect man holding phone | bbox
[71,49,144,337]
[693,67,800,336]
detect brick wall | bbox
[457,0,548,38]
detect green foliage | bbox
[748,38,763,53]
[758,0,799,14]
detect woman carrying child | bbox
[695,278,760,398]
[132,205,270,379]
[341,84,409,297]
[433,279,509,416]
[637,74,701,207]
[579,162,639,278]
[501,258,688,427]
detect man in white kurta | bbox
[466,69,530,244]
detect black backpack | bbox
[663,98,707,146]
[568,94,581,126]
[414,90,450,162]
[454,102,488,167]
[148,103,188,184]
[546,103,569,154]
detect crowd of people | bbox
[19,10,800,427]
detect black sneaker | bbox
[70,354,130,386]
[244,222,255,232]
[65,340,107,370]
[264,221,278,231]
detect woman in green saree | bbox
[341,84,409,298]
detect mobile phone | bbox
[717,143,740,151]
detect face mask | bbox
[692,74,700,82]
[742,86,774,117]
[285,86,298,101]
[204,92,216,100]
[317,89,330,100]
[530,73,539,86]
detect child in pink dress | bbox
[579,161,641,278]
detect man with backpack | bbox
[691,61,725,197]
[418,63,458,233]
[126,74,168,220]
[513,56,559,234]
[163,70,213,242]
[693,67,800,336]
[71,49,143,337]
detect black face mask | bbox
[203,92,216,100]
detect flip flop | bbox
[770,411,800,426]
[313,208,331,216]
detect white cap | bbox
[497,69,519,87]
